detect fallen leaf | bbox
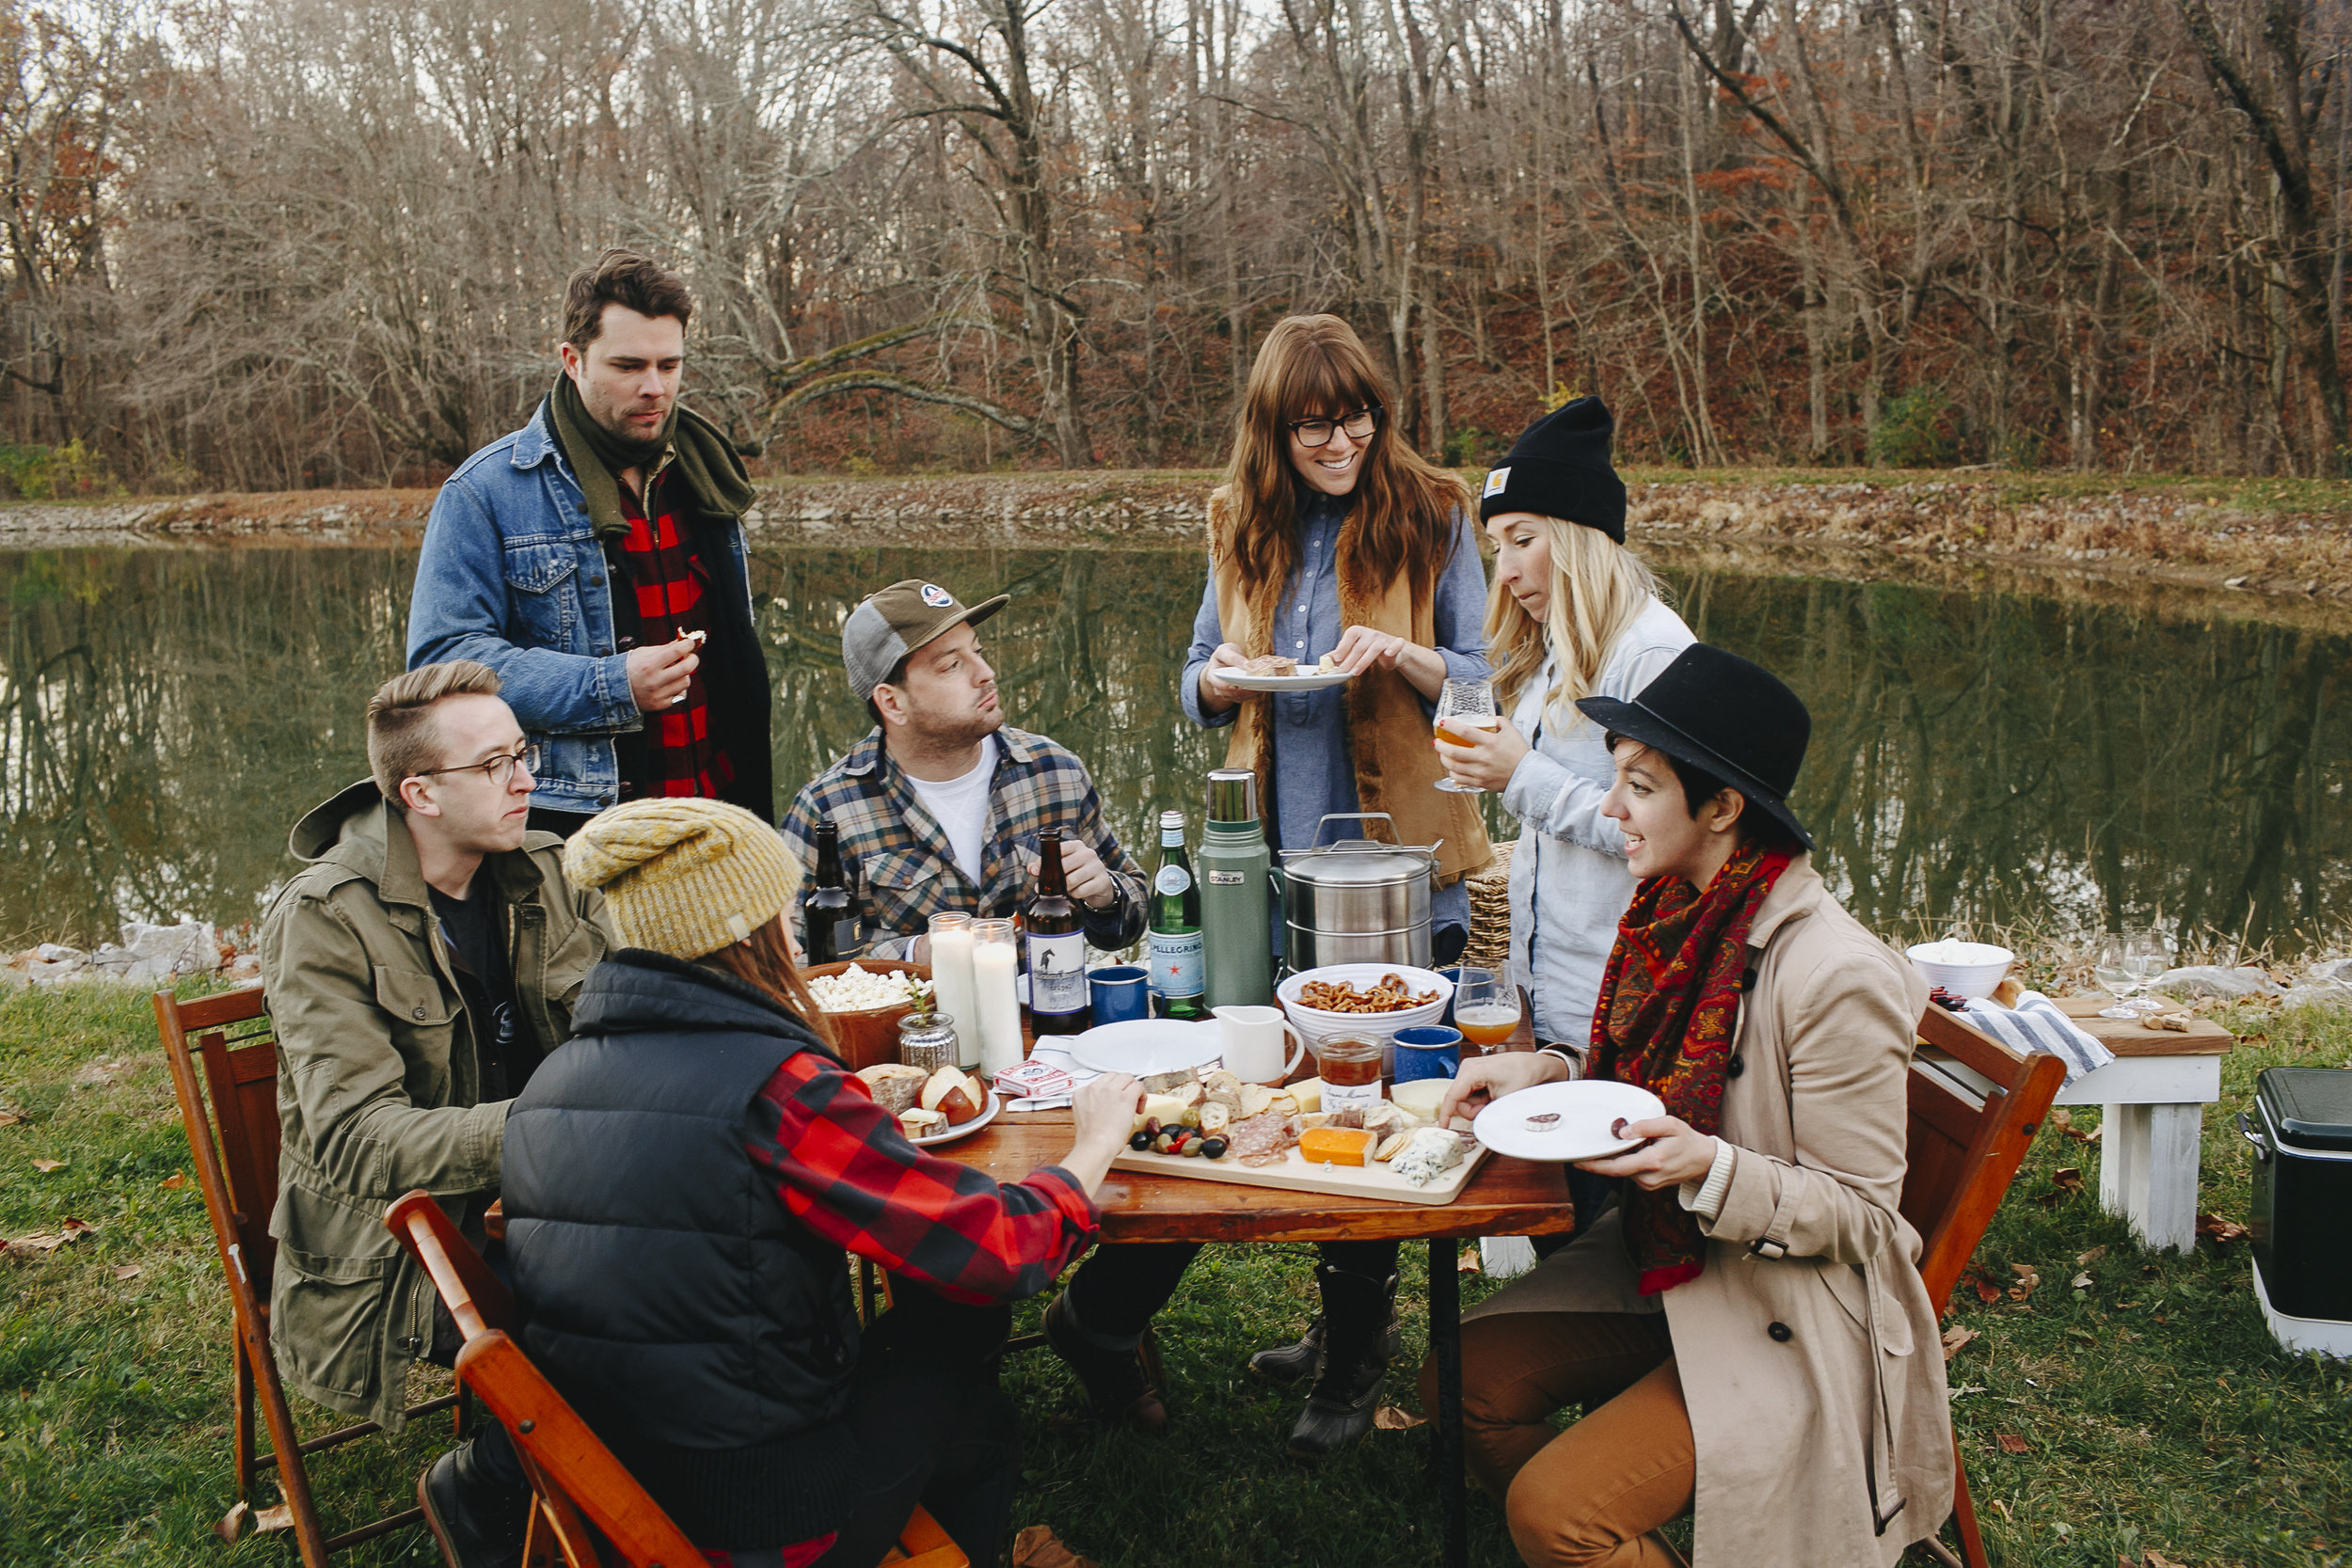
[0,1109,22,1126]
[2196,1213,2249,1245]
[1940,1325,1979,1360]
[1374,1405,1427,1431]
[30,1158,64,1172]
[252,1505,294,1534]
[2076,1244,2108,1265]
[160,1173,186,1190]
[2236,1033,2268,1047]
[2071,1272,2093,1290]
[2009,1264,2041,1300]
[2053,1167,2085,1195]
[2048,1108,2073,1131]
[1991,1499,2013,1522]
[1996,1433,2029,1454]
[1012,1525,1097,1568]
[113,1264,141,1281]
[216,1501,250,1543]
[2143,1551,2187,1568]
[1962,1263,2002,1304]
[1456,1247,1482,1275]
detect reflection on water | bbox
[5,544,2345,953]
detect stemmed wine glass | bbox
[1452,962,1522,1054]
[2094,929,2172,1017]
[1433,679,1501,794]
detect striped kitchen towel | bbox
[1958,990,2115,1085]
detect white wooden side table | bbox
[2051,996,2234,1253]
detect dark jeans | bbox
[426,1300,528,1497]
[803,1290,1021,1568]
[1064,1239,1402,1342]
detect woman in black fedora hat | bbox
[1421,645,1956,1568]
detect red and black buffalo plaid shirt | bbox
[741,1053,1101,1304]
[613,467,734,800]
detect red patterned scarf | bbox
[1590,843,1793,1293]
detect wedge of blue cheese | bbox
[1393,1127,1469,1187]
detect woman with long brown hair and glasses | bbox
[1040,314,1492,1459]
[495,799,1140,1568]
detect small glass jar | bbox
[898,1011,960,1076]
[1316,1034,1384,1119]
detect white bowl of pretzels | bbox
[1277,963,1454,1060]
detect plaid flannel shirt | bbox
[779,725,1146,953]
[743,1051,1100,1304]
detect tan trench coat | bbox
[1468,857,1953,1566]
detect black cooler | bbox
[2243,1067,2352,1357]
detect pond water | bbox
[5,543,2346,955]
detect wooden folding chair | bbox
[386,1191,969,1568]
[154,988,465,1565]
[1900,1003,2069,1568]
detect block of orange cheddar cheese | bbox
[1298,1126,1375,1166]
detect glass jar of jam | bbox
[1316,1035,1384,1119]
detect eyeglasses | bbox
[414,744,540,788]
[1287,405,1382,448]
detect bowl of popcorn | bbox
[804,959,934,1070]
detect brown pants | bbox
[1418,1310,1694,1568]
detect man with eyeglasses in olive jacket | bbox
[258,660,616,1568]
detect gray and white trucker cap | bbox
[841,579,1010,702]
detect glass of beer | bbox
[1452,963,1522,1053]
[1433,678,1502,794]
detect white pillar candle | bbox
[971,927,1025,1077]
[927,919,981,1070]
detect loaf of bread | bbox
[858,1063,930,1116]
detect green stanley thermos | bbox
[1200,768,1274,1007]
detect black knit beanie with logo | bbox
[1477,396,1628,542]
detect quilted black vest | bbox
[501,950,861,1548]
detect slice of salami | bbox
[1231,1110,1302,1166]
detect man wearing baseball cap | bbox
[778,579,1147,956]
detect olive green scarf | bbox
[547,372,756,542]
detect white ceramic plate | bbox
[906,1089,1001,1147]
[1473,1081,1665,1164]
[1069,1019,1224,1078]
[1217,668,1355,692]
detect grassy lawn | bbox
[5,983,2346,1567]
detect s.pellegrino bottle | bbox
[1147,810,1207,1020]
[802,818,858,965]
[1025,829,1089,1036]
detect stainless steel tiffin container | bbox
[1274,813,1440,972]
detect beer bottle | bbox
[1025,829,1089,1036]
[1146,810,1207,1020]
[802,818,858,965]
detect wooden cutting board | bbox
[1112,1137,1491,1206]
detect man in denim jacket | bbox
[406,248,773,832]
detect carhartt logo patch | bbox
[920,583,953,608]
[1483,467,1511,499]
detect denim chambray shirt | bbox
[1180,493,1491,945]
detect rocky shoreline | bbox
[4,470,2347,632]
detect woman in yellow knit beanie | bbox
[508,796,1139,1568]
[561,797,835,1036]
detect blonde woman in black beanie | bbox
[1435,397,1693,1061]
[496,798,1140,1568]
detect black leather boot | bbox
[418,1439,529,1568]
[1042,1291,1168,1433]
[1284,1264,1399,1460]
[1248,1313,1325,1386]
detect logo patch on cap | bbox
[920,583,953,608]
[1483,467,1511,499]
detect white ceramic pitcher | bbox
[1212,1005,1307,1085]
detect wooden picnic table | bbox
[931,996,1572,1568]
